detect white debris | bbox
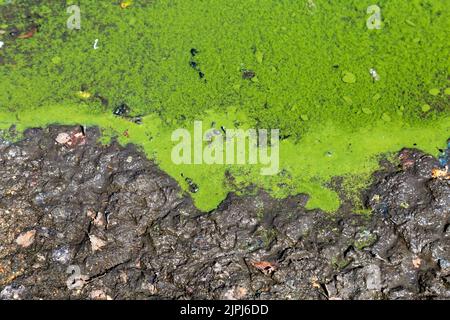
[55,130,86,147]
[140,281,158,295]
[66,265,89,290]
[412,257,422,269]
[15,229,36,248]
[67,276,89,290]
[87,209,106,228]
[55,132,71,145]
[89,234,107,252]
[369,68,380,81]
[222,286,248,300]
[0,285,26,300]
[89,289,112,300]
[0,41,4,49]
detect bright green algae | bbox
[0,0,449,212]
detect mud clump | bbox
[0,126,448,300]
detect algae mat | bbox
[0,0,449,212]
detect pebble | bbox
[412,257,422,269]
[55,132,71,145]
[52,246,71,264]
[0,285,25,300]
[16,230,36,248]
[90,289,112,300]
[439,259,450,270]
[89,234,108,252]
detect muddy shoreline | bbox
[0,126,448,300]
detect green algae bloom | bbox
[342,72,357,84]
[429,88,440,96]
[422,104,432,113]
[0,0,449,213]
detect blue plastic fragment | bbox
[438,139,450,169]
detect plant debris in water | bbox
[0,0,449,213]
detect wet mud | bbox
[0,126,448,300]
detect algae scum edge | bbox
[0,0,449,212]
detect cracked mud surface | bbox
[0,126,448,300]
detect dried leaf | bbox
[251,260,277,275]
[18,26,37,39]
[432,168,449,180]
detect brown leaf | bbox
[55,130,86,148]
[18,26,37,39]
[432,168,450,180]
[250,260,277,275]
